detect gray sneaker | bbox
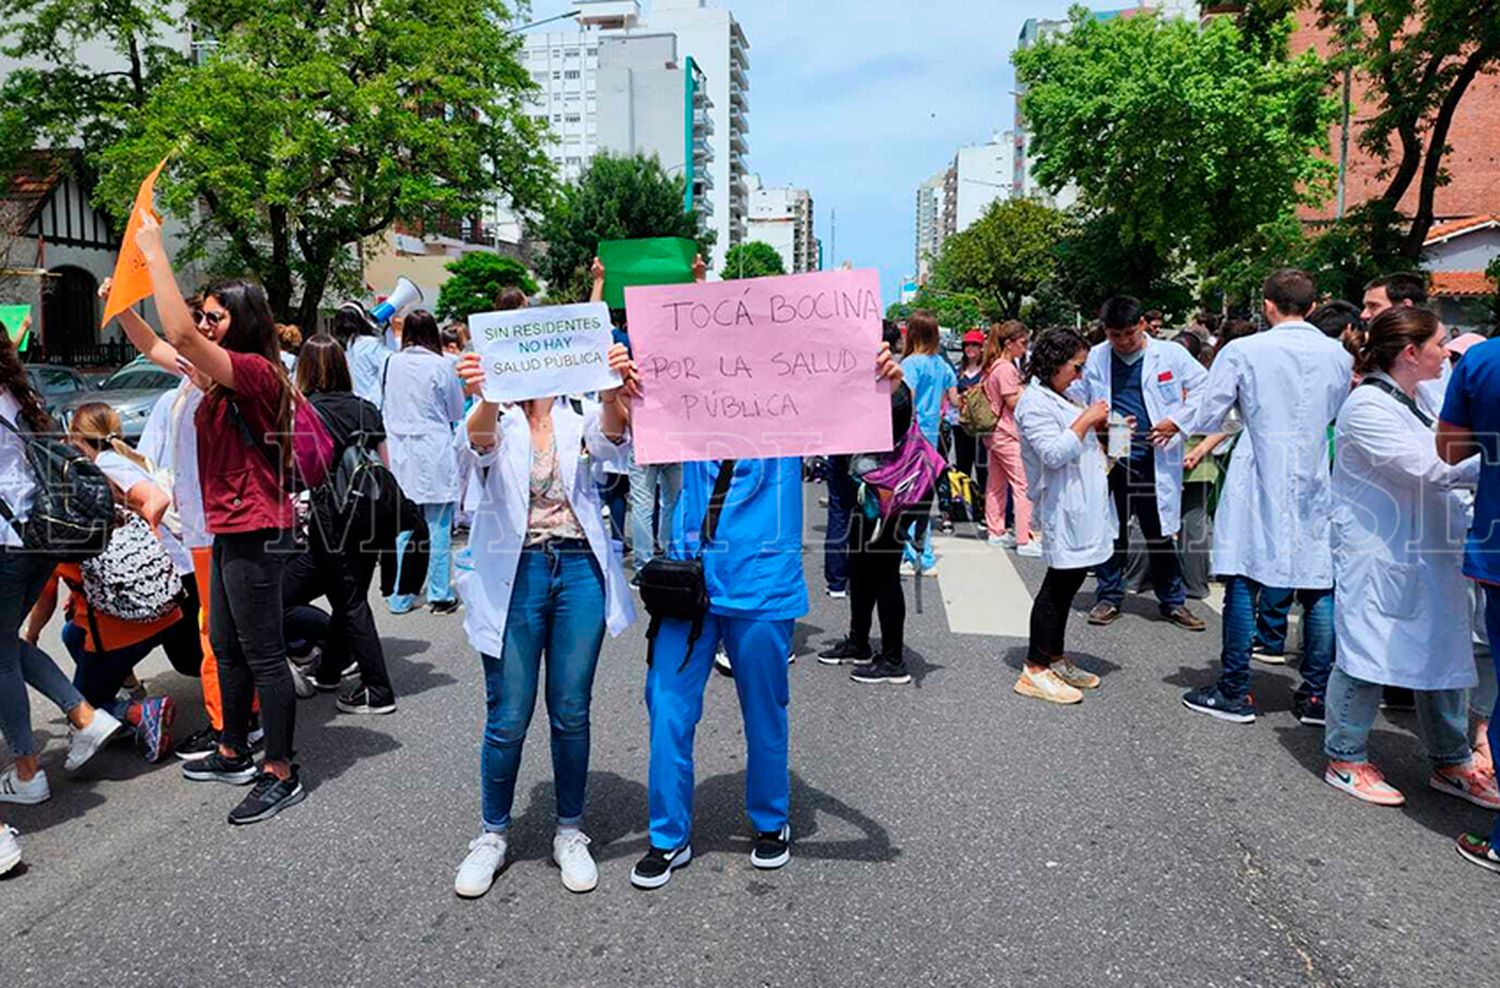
[65,710,124,771]
[455,832,507,898]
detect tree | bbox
[91,0,554,325]
[722,241,785,280]
[1012,7,1334,287]
[434,252,538,322]
[1306,0,1500,260]
[928,199,1071,319]
[885,287,986,331]
[533,151,713,303]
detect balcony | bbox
[693,109,715,136]
[731,62,748,90]
[731,130,748,155]
[730,83,748,112]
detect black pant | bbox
[1028,566,1090,665]
[285,529,392,697]
[211,529,296,762]
[1097,460,1185,612]
[847,510,906,663]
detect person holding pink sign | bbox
[630,343,906,890]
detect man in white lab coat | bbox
[1079,297,1208,632]
[1152,269,1354,726]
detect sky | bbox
[521,0,1108,305]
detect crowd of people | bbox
[1,223,1498,889]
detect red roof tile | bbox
[1430,270,1498,297]
[1425,215,1500,245]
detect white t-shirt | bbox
[0,390,36,549]
[96,448,193,576]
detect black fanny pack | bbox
[638,459,736,669]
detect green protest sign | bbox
[0,305,31,352]
[598,237,697,310]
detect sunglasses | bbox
[198,310,228,327]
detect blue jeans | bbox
[628,461,682,574]
[1324,665,1469,766]
[0,548,86,757]
[823,455,855,592]
[479,542,606,832]
[645,614,792,851]
[1484,588,1500,848]
[389,501,456,609]
[1254,586,1294,653]
[1094,459,1185,611]
[1219,576,1332,701]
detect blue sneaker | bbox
[134,696,176,763]
[386,594,419,615]
[1181,685,1256,724]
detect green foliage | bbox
[1012,6,1335,289]
[87,0,554,324]
[534,151,713,303]
[722,241,786,280]
[929,199,1072,319]
[1039,211,1194,323]
[885,288,987,331]
[434,252,538,322]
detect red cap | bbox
[963,330,985,345]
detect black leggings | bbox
[285,531,391,695]
[211,529,295,762]
[847,510,907,662]
[1027,566,1090,665]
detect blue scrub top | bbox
[1442,339,1500,584]
[671,457,808,621]
[901,353,957,445]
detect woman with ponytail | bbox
[1324,306,1496,810]
[136,211,306,825]
[23,402,201,763]
[0,331,122,811]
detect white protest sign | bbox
[470,301,620,403]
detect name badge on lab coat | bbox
[1155,370,1178,406]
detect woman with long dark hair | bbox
[0,331,122,812]
[292,333,397,713]
[137,211,305,825]
[1013,328,1114,705]
[336,302,392,407]
[383,309,465,615]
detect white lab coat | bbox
[138,381,210,552]
[1332,376,1479,689]
[457,400,636,657]
[1016,381,1117,570]
[1173,322,1353,588]
[383,348,465,505]
[347,334,393,407]
[1080,337,1208,535]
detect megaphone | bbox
[371,277,423,325]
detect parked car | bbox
[24,364,91,413]
[52,357,178,445]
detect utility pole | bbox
[1336,0,1356,220]
[830,208,836,271]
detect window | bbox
[565,114,581,123]
[532,71,547,82]
[565,48,579,58]
[552,71,561,80]
[532,114,548,124]
[552,114,562,122]
[564,70,580,80]
[586,47,598,56]
[566,156,581,165]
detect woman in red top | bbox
[137,212,305,826]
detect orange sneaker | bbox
[1429,764,1500,811]
[1013,667,1083,705]
[1051,658,1101,690]
[1324,761,1405,806]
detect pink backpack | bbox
[852,420,946,528]
[230,394,335,492]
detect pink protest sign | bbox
[625,268,894,465]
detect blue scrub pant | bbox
[645,614,793,851]
[388,501,456,611]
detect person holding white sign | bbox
[449,293,639,898]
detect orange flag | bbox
[101,155,169,328]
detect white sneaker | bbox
[989,532,1018,549]
[0,768,50,805]
[1016,541,1043,558]
[553,830,599,893]
[714,647,733,676]
[65,709,124,771]
[288,661,316,699]
[0,824,19,875]
[454,832,507,898]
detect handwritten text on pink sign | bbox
[625,269,893,464]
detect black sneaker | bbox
[430,599,460,615]
[751,824,791,870]
[181,749,258,785]
[174,726,220,762]
[312,664,355,692]
[336,686,397,715]
[630,843,692,890]
[1293,693,1326,727]
[227,768,306,825]
[816,638,873,666]
[849,659,912,685]
[1182,685,1256,724]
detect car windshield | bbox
[100,365,176,391]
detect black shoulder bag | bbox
[638,460,737,670]
[1357,375,1433,428]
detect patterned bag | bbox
[80,512,182,621]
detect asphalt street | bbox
[3,484,1496,987]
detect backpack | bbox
[229,393,336,492]
[79,511,182,621]
[307,396,401,549]
[0,413,114,561]
[959,386,999,434]
[851,420,947,542]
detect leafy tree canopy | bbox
[534,151,712,303]
[929,198,1072,320]
[722,241,786,280]
[435,252,538,322]
[885,287,987,332]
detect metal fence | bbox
[30,338,133,369]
